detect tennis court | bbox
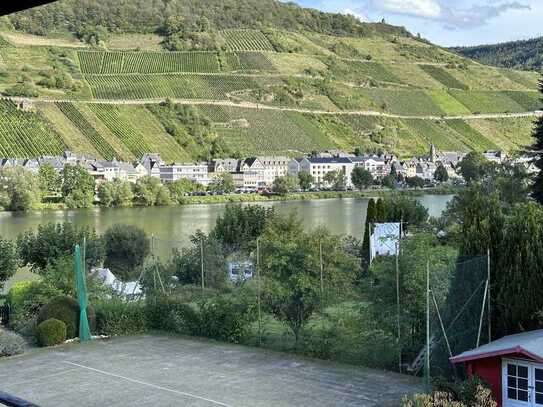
[0,334,421,406]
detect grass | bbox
[107,33,164,51]
[501,91,542,111]
[425,90,472,116]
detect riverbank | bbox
[5,186,460,212]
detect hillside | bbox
[0,0,541,161]
[452,37,543,72]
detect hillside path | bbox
[7,96,543,121]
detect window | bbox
[504,360,543,406]
[507,363,529,402]
[536,369,543,405]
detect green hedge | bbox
[95,295,256,344]
[95,300,148,337]
[37,296,95,339]
[36,318,67,347]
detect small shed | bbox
[450,330,543,407]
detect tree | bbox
[214,205,274,252]
[168,179,202,203]
[38,164,61,195]
[457,152,490,185]
[531,80,543,204]
[351,167,373,190]
[434,164,449,183]
[367,232,456,346]
[323,170,346,190]
[496,203,543,334]
[0,167,41,211]
[260,213,357,345]
[381,174,396,189]
[272,175,299,195]
[97,182,115,207]
[406,176,425,189]
[169,231,228,290]
[17,222,105,273]
[0,238,18,290]
[62,165,95,209]
[134,176,171,206]
[103,224,150,282]
[209,172,235,193]
[298,171,314,191]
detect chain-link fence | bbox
[125,230,491,381]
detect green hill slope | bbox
[0,0,540,160]
[452,37,543,72]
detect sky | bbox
[291,0,542,47]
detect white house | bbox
[159,163,211,186]
[299,157,355,188]
[258,156,290,186]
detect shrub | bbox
[7,280,37,313]
[198,295,256,343]
[0,330,25,357]
[36,318,66,347]
[95,300,148,337]
[37,296,95,339]
[146,296,200,335]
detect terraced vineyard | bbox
[200,105,334,154]
[88,104,187,162]
[0,36,12,48]
[56,102,119,159]
[0,100,65,157]
[85,74,274,100]
[220,29,275,52]
[419,65,469,90]
[78,51,221,74]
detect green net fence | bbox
[126,231,490,382]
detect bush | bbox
[146,296,200,335]
[7,280,37,313]
[95,300,148,337]
[37,296,95,339]
[199,295,256,343]
[0,330,25,357]
[36,318,66,347]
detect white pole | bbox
[257,238,262,346]
[396,240,401,373]
[487,248,491,343]
[426,260,430,390]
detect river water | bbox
[0,195,453,257]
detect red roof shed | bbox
[451,330,543,407]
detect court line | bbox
[63,361,234,407]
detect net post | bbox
[257,238,262,347]
[200,237,205,298]
[487,248,491,343]
[396,239,401,373]
[425,259,430,392]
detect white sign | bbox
[370,223,400,263]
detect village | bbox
[1,145,533,193]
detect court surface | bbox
[0,334,421,406]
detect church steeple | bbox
[430,144,437,163]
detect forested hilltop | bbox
[0,0,541,161]
[452,37,543,72]
[3,0,410,40]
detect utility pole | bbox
[396,240,401,373]
[426,260,431,391]
[487,248,491,344]
[200,237,205,297]
[257,238,262,347]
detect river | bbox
[0,195,453,257]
